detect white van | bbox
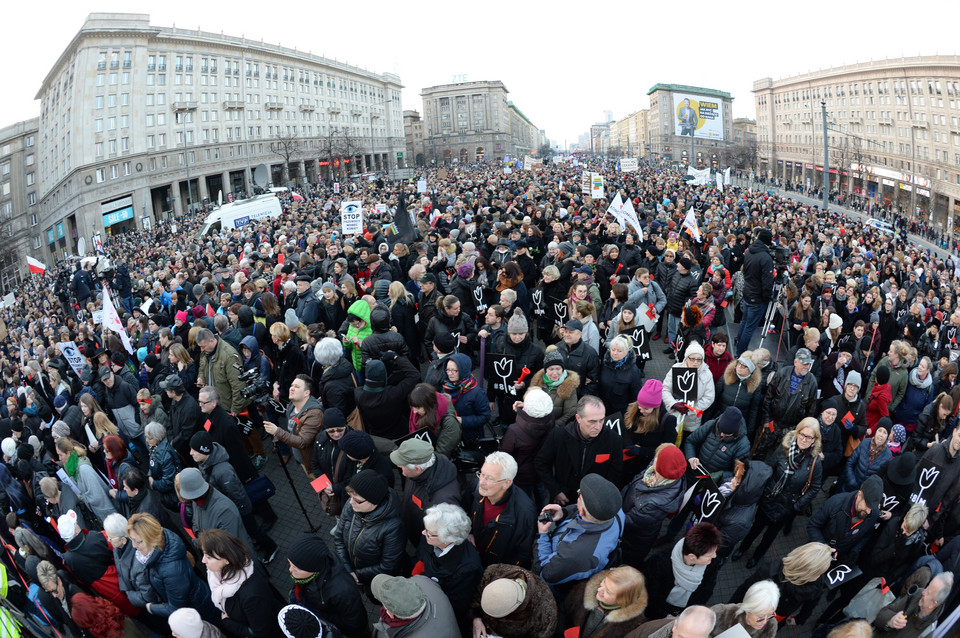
[865,218,894,235]
[197,194,283,236]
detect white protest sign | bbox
[417,179,428,193]
[620,158,639,172]
[504,167,513,175]
[92,310,104,324]
[340,201,363,235]
[333,182,340,194]
[375,204,387,215]
[590,173,604,198]
[0,292,14,309]
[57,341,87,377]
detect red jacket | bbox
[705,345,733,384]
[865,382,891,432]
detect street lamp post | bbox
[178,106,197,215]
[821,100,829,212]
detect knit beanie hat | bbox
[717,407,742,435]
[190,431,213,455]
[1,438,16,459]
[363,360,387,392]
[522,388,554,419]
[578,473,622,521]
[285,308,301,329]
[507,308,528,334]
[322,408,347,431]
[542,348,566,370]
[53,395,67,410]
[636,379,662,409]
[339,431,376,460]
[655,445,687,480]
[875,417,893,436]
[168,608,204,638]
[846,370,862,389]
[456,263,475,278]
[480,578,527,618]
[348,469,388,506]
[287,534,331,573]
[58,510,79,542]
[144,353,160,369]
[277,605,323,638]
[684,341,705,361]
[876,366,890,385]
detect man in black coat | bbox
[735,229,775,357]
[807,474,883,564]
[197,385,257,483]
[663,257,700,352]
[464,451,536,569]
[535,395,622,504]
[390,439,461,546]
[355,356,420,440]
[71,262,95,308]
[162,374,199,467]
[555,320,600,397]
[360,306,410,366]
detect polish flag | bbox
[26,256,46,275]
[292,193,305,201]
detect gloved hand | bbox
[673,403,690,415]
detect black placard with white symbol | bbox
[485,353,520,397]
[671,365,699,404]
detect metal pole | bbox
[821,100,829,212]
[183,107,195,215]
[370,115,375,174]
[690,128,695,169]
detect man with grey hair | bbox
[390,438,460,546]
[535,395,621,506]
[417,503,482,623]
[874,572,954,637]
[464,451,536,569]
[631,605,717,638]
[197,385,257,484]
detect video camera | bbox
[238,367,272,405]
[769,244,791,268]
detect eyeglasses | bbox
[349,494,367,505]
[198,400,213,406]
[475,471,508,483]
[422,529,440,539]
[130,537,146,547]
[797,432,815,442]
[748,612,776,622]
[686,356,704,363]
[326,427,346,434]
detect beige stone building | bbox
[732,118,757,145]
[609,110,649,157]
[647,84,734,169]
[33,12,404,262]
[403,110,425,166]
[0,118,39,290]
[753,55,960,228]
[419,80,539,165]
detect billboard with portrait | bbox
[673,93,724,141]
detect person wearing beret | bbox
[287,533,370,638]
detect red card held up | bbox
[310,474,332,493]
[646,306,657,319]
[595,454,610,464]
[565,628,581,638]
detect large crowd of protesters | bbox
[0,157,958,638]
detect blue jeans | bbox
[736,301,766,357]
[667,314,681,346]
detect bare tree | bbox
[728,141,758,171]
[317,127,367,180]
[270,131,301,185]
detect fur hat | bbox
[507,308,528,334]
[522,388,554,419]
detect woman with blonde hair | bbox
[55,437,117,523]
[167,342,197,391]
[564,565,649,638]
[269,322,308,402]
[733,418,822,568]
[733,542,832,626]
[389,280,420,364]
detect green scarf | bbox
[543,370,568,390]
[598,600,621,611]
[65,451,79,478]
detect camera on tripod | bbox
[239,368,272,405]
[769,244,791,268]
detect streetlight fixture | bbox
[821,100,829,212]
[176,105,197,214]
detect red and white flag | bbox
[292,193,305,202]
[26,256,46,275]
[101,287,134,354]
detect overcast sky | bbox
[3,1,955,147]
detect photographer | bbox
[735,229,775,357]
[265,374,323,477]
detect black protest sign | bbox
[531,287,546,318]
[548,296,568,328]
[678,475,726,526]
[395,427,434,448]
[485,353,520,397]
[604,411,623,436]
[673,332,685,361]
[472,285,497,316]
[909,458,945,509]
[825,564,863,590]
[629,327,651,361]
[671,365,698,405]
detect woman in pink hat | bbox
[621,379,679,480]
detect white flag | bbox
[606,193,624,220]
[682,208,702,243]
[716,172,724,194]
[101,287,134,354]
[57,341,87,377]
[724,167,732,185]
[619,197,645,239]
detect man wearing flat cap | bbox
[536,473,625,595]
[390,439,460,546]
[371,574,458,638]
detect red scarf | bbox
[409,392,451,434]
[379,607,417,628]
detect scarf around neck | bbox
[64,451,79,477]
[667,539,706,608]
[544,370,568,390]
[209,560,255,612]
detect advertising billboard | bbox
[673,93,724,141]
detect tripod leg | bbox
[274,443,319,533]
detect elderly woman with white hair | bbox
[415,503,483,624]
[598,335,644,417]
[315,337,359,416]
[103,512,169,634]
[710,580,780,638]
[145,421,182,509]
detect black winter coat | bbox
[535,420,623,497]
[598,351,644,418]
[621,472,686,565]
[414,538,483,618]
[733,558,824,619]
[759,431,822,522]
[742,241,774,305]
[222,561,285,638]
[664,271,699,317]
[361,306,411,365]
[288,544,368,638]
[169,393,201,458]
[491,333,545,386]
[334,490,405,585]
[398,455,461,546]
[464,482,536,568]
[714,461,773,556]
[556,339,601,397]
[501,410,555,488]
[807,491,880,560]
[354,355,420,440]
[389,298,420,363]
[682,416,750,480]
[320,357,359,416]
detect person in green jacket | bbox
[344,300,372,372]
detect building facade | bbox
[609,110,649,157]
[754,56,960,229]
[420,80,539,165]
[732,118,757,146]
[403,110,426,166]
[647,84,734,169]
[33,13,404,262]
[0,119,39,291]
